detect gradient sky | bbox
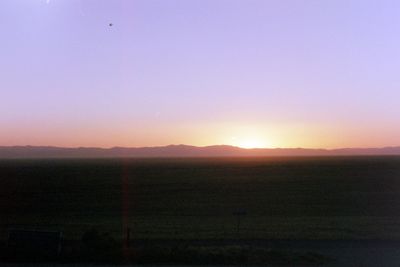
[1,0,399,148]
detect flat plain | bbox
[1,156,400,242]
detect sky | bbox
[1,0,399,149]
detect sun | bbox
[237,139,265,149]
[230,136,269,149]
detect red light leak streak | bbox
[121,159,131,258]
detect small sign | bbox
[232,208,248,216]
[7,229,62,260]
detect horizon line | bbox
[1,144,400,150]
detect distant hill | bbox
[0,145,399,158]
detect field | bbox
[1,156,400,243]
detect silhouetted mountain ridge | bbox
[0,145,399,158]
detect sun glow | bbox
[237,139,266,149]
[230,136,270,149]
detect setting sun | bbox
[230,135,270,149]
[237,139,267,149]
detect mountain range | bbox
[0,145,400,158]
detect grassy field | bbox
[1,156,400,241]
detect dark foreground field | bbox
[1,156,400,265]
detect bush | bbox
[80,228,120,263]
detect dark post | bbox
[236,214,241,233]
[126,227,131,248]
[232,209,247,235]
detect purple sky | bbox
[1,0,399,148]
